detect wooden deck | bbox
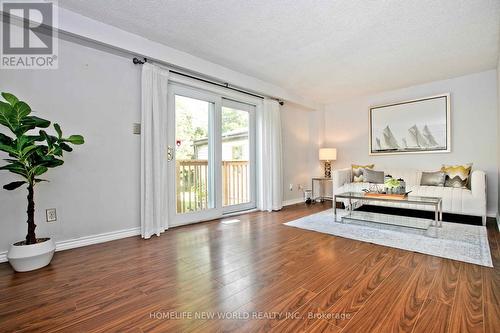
[0,202,498,332]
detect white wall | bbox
[0,38,142,253]
[281,103,323,203]
[323,70,498,216]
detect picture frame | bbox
[369,93,451,155]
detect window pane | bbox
[221,106,250,206]
[175,95,213,213]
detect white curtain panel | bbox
[257,99,283,211]
[140,63,169,238]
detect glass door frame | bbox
[167,83,222,227]
[167,82,257,227]
[221,98,257,214]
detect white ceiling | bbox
[59,0,500,104]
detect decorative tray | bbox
[363,192,408,200]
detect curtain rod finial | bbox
[133,57,147,65]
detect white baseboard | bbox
[487,210,497,218]
[55,227,141,251]
[0,227,141,263]
[282,198,304,206]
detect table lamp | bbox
[319,148,337,178]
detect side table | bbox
[312,177,333,202]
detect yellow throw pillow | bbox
[352,164,375,183]
[441,163,472,188]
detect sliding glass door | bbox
[221,99,256,213]
[167,84,256,226]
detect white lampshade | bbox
[319,148,337,161]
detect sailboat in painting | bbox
[423,125,440,147]
[373,124,446,153]
[381,126,399,150]
[373,125,403,151]
[408,125,430,148]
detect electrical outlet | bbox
[46,208,57,222]
[289,184,293,191]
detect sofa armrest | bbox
[470,170,486,199]
[333,168,351,194]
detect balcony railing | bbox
[176,159,249,213]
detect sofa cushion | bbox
[364,169,384,183]
[441,163,472,188]
[420,171,446,187]
[352,164,374,183]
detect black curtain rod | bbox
[133,57,284,104]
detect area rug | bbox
[284,209,493,267]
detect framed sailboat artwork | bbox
[369,94,451,155]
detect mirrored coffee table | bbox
[333,192,443,230]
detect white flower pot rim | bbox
[12,237,51,246]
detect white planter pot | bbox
[7,238,56,272]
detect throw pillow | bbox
[352,164,374,183]
[420,171,446,187]
[441,164,472,188]
[364,169,384,184]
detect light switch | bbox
[133,123,141,135]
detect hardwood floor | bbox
[0,202,499,333]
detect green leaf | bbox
[16,135,30,150]
[66,135,85,145]
[32,116,50,128]
[34,146,49,157]
[42,158,63,168]
[26,135,44,142]
[0,101,16,131]
[39,130,53,142]
[24,116,50,128]
[39,130,52,148]
[31,165,48,176]
[53,146,63,157]
[3,181,26,191]
[34,178,48,183]
[54,123,62,138]
[0,143,18,156]
[0,163,27,177]
[15,125,36,135]
[1,93,19,106]
[13,101,31,121]
[0,133,13,145]
[59,142,73,152]
[20,145,38,158]
[0,101,31,134]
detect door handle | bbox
[167,146,174,161]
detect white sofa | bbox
[332,168,487,225]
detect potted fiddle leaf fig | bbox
[0,92,84,272]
